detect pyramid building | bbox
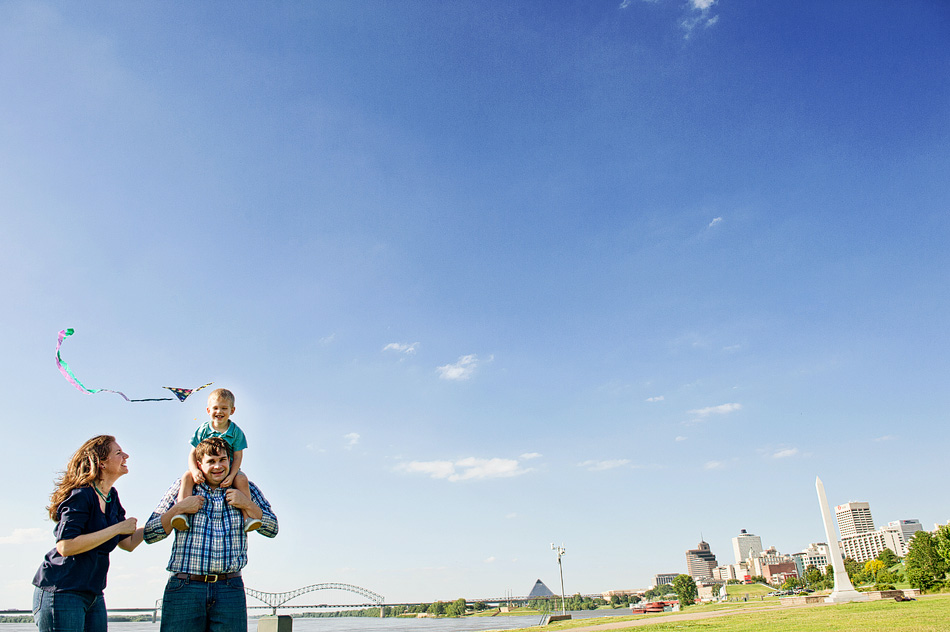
[527,579,555,598]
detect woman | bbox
[32,435,144,632]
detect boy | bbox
[170,388,261,532]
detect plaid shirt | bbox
[144,478,278,574]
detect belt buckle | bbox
[205,574,219,583]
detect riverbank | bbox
[510,593,950,632]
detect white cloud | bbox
[0,528,46,545]
[578,459,631,471]
[505,513,518,519]
[398,456,532,482]
[873,435,897,442]
[400,460,456,479]
[681,0,719,38]
[383,342,418,354]
[437,354,479,380]
[708,216,723,228]
[675,435,688,442]
[520,452,542,460]
[772,448,799,459]
[646,395,665,402]
[343,432,360,448]
[689,402,742,417]
[484,556,496,563]
[704,460,725,470]
[319,334,336,345]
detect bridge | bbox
[244,582,385,616]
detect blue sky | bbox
[2,0,949,609]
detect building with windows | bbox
[840,528,902,563]
[835,501,875,537]
[732,529,763,565]
[831,500,922,562]
[747,546,795,579]
[839,519,922,562]
[653,573,679,588]
[792,543,831,577]
[686,540,719,580]
[888,520,923,549]
[713,562,748,582]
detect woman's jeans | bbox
[32,586,106,632]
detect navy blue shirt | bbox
[32,486,126,595]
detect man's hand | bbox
[176,495,205,515]
[224,489,250,510]
[225,489,263,521]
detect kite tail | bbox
[55,328,132,401]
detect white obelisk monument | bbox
[815,476,868,603]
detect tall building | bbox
[732,529,763,564]
[686,540,719,580]
[840,528,903,563]
[835,501,874,537]
[888,520,923,548]
[840,519,923,562]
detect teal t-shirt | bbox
[190,420,248,453]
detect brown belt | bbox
[174,572,241,583]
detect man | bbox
[145,437,278,631]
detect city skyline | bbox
[2,0,949,609]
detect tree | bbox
[844,557,865,585]
[644,584,676,601]
[934,524,950,567]
[804,565,823,587]
[672,574,697,607]
[906,531,948,591]
[781,576,803,590]
[877,548,900,568]
[444,598,467,617]
[427,601,445,616]
[864,559,885,578]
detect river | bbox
[1,609,635,632]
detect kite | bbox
[55,328,211,403]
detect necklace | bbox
[92,483,112,504]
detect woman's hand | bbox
[57,518,140,557]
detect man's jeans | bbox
[33,586,107,632]
[160,574,246,632]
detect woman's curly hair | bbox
[47,435,115,521]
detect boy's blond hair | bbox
[208,388,235,406]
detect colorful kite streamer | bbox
[55,328,211,403]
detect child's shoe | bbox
[245,518,262,533]
[170,514,190,531]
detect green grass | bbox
[513,594,950,632]
[723,583,774,598]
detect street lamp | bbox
[551,543,566,615]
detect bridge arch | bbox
[245,583,385,615]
